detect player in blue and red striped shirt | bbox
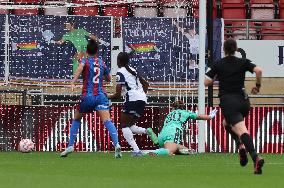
[60,39,122,158]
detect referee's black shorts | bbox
[220,94,250,125]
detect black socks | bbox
[240,133,258,163]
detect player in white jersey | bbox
[109,52,158,157]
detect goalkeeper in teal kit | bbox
[150,101,218,156]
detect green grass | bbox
[0,152,283,188]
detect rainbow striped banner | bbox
[129,42,156,53]
[16,42,38,50]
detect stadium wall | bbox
[0,105,283,153]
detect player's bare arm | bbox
[251,66,262,94]
[196,109,218,121]
[108,84,122,99]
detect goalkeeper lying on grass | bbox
[149,100,218,156]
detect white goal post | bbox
[198,0,206,153]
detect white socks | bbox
[122,127,140,152]
[130,125,147,135]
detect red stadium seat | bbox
[72,0,99,16]
[73,7,99,16]
[14,8,39,15]
[102,0,129,17]
[222,0,246,19]
[261,22,284,40]
[251,0,273,3]
[72,0,94,4]
[160,0,186,4]
[250,0,275,19]
[103,5,128,17]
[13,0,41,3]
[279,0,284,19]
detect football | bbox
[19,139,35,153]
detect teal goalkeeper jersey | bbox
[160,109,198,134]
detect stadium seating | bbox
[12,0,40,15]
[250,0,275,19]
[279,0,284,18]
[102,0,129,17]
[133,2,158,17]
[13,0,41,3]
[162,0,189,18]
[231,21,258,40]
[44,1,68,15]
[72,0,99,16]
[14,8,39,15]
[222,0,247,19]
[103,5,129,17]
[261,21,284,40]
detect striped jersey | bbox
[81,56,110,96]
[116,66,147,102]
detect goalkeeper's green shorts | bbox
[158,127,182,147]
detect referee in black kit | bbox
[204,39,264,174]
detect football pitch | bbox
[0,152,283,188]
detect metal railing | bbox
[0,89,283,106]
[224,19,284,40]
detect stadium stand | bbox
[261,21,284,39]
[161,0,189,18]
[13,0,40,3]
[279,0,284,18]
[225,21,258,40]
[250,0,276,19]
[133,2,158,17]
[221,0,247,19]
[44,0,68,15]
[102,0,129,17]
[72,0,100,16]
[14,8,39,15]
[13,0,39,15]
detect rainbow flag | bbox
[17,42,38,50]
[129,42,156,53]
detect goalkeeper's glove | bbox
[209,109,218,119]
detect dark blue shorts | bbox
[77,93,109,113]
[122,100,146,117]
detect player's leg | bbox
[121,112,143,156]
[130,124,158,145]
[124,101,158,144]
[149,142,178,156]
[149,127,180,156]
[223,119,248,166]
[60,109,82,157]
[97,110,119,148]
[231,119,264,174]
[96,94,121,159]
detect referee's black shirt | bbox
[206,56,256,96]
